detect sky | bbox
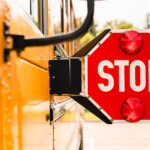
[72,0,150,29]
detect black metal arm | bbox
[24,0,94,47]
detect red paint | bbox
[87,31,150,120]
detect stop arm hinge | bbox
[4,21,25,62]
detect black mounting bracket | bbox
[4,21,25,62]
[49,58,81,95]
[71,96,112,124]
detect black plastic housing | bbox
[49,58,81,95]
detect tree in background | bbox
[145,13,150,29]
[89,21,98,37]
[101,20,136,30]
[80,32,95,47]
[80,21,98,47]
[80,20,136,47]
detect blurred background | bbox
[73,0,150,150]
[73,0,150,46]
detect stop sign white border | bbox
[84,29,150,123]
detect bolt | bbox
[7,119,12,123]
[7,62,11,66]
[6,37,11,44]
[5,84,8,88]
[111,119,114,122]
[5,108,8,112]
[8,142,12,147]
[1,81,5,85]
[46,114,50,121]
[8,96,11,100]
[8,73,11,77]
[4,21,10,34]
[5,131,9,135]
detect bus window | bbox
[19,0,39,27]
[50,0,62,34]
[39,0,47,35]
[30,0,38,27]
[18,0,30,14]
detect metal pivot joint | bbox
[4,21,25,62]
[48,30,113,124]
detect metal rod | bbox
[24,0,94,47]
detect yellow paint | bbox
[9,0,52,70]
[16,59,49,105]
[0,0,53,149]
[0,0,81,149]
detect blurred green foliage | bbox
[80,32,95,47]
[102,20,136,30]
[145,13,150,29]
[89,21,98,37]
[80,20,137,48]
[80,21,98,47]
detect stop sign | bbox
[85,29,150,123]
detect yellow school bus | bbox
[0,0,94,149]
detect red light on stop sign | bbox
[119,30,143,55]
[120,98,145,122]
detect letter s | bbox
[98,60,114,92]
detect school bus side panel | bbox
[0,0,54,149]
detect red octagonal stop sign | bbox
[85,30,150,123]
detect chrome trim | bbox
[50,98,76,124]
